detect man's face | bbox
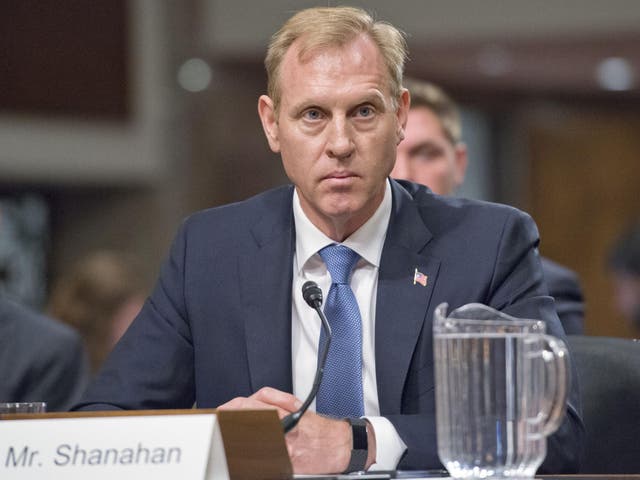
[391,106,467,196]
[611,271,640,330]
[258,34,409,240]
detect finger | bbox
[217,396,273,410]
[217,396,290,418]
[253,387,302,412]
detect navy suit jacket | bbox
[541,257,585,335]
[0,298,89,411]
[77,180,584,471]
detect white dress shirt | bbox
[291,179,407,470]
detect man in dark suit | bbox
[608,220,640,332]
[391,78,585,334]
[540,257,585,334]
[0,297,89,411]
[76,6,584,474]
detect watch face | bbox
[0,195,49,308]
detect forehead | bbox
[405,106,449,142]
[278,34,390,103]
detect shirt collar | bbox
[293,179,392,273]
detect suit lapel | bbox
[375,181,440,414]
[239,189,295,394]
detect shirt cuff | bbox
[363,415,407,470]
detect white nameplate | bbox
[0,413,229,480]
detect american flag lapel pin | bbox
[413,268,428,287]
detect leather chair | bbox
[567,335,640,473]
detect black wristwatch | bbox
[344,417,368,472]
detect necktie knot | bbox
[319,244,359,285]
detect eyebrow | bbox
[356,90,388,109]
[409,141,443,155]
[288,89,389,117]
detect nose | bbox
[326,118,354,160]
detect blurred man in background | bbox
[48,250,145,374]
[608,220,640,333]
[391,78,585,334]
[390,79,467,196]
[0,205,89,411]
[0,296,89,411]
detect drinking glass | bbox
[0,402,47,414]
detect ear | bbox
[395,88,410,145]
[258,95,281,153]
[453,143,468,188]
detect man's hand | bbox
[216,387,376,474]
[285,409,352,474]
[216,386,301,419]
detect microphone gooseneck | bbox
[282,281,332,433]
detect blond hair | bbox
[403,77,462,145]
[265,6,408,111]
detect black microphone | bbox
[282,281,332,433]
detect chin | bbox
[321,190,355,207]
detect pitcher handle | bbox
[538,334,570,437]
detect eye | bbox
[355,105,374,117]
[414,145,443,162]
[303,109,323,121]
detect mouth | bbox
[323,171,358,181]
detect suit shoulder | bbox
[408,185,533,230]
[438,195,527,219]
[168,185,294,251]
[541,257,582,293]
[0,298,83,353]
[183,184,294,228]
[396,178,529,219]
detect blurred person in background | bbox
[0,297,89,411]
[390,79,467,196]
[391,78,585,334]
[48,250,145,374]
[0,195,49,309]
[0,205,89,411]
[608,220,640,333]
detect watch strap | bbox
[344,417,368,473]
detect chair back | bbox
[567,335,640,473]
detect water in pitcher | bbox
[434,333,546,478]
[433,303,568,480]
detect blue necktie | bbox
[316,244,365,418]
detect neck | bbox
[320,218,359,243]
[299,198,384,243]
